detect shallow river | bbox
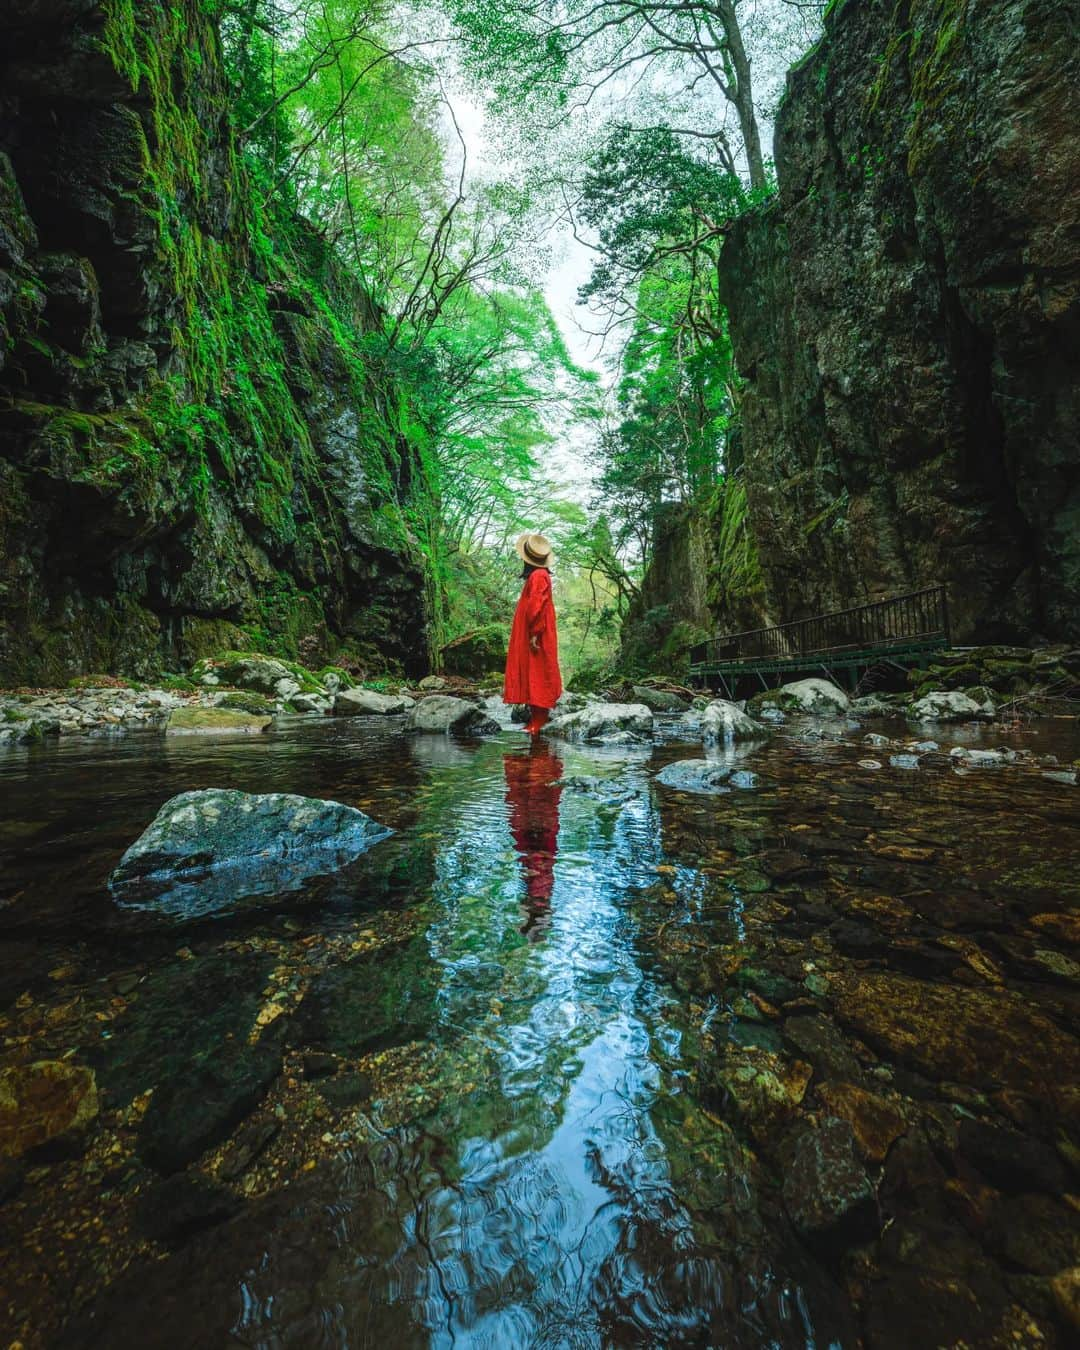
[1,714,1078,1348]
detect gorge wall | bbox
[722,0,1080,644]
[628,0,1080,667]
[0,0,431,685]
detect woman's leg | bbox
[524,706,551,735]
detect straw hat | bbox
[515,531,554,567]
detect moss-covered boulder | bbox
[440,625,508,679]
[166,707,272,735]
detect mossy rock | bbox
[166,707,272,735]
[313,665,356,690]
[218,690,276,715]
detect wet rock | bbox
[0,1156,26,1205]
[138,1036,283,1174]
[1043,769,1079,786]
[96,955,272,1108]
[782,1117,877,1248]
[986,1194,1080,1276]
[784,1015,869,1084]
[293,941,438,1057]
[737,967,802,1006]
[0,1060,98,1158]
[863,732,891,748]
[109,789,392,918]
[888,754,920,770]
[165,707,272,736]
[289,693,330,715]
[546,702,654,743]
[908,690,995,722]
[815,1082,906,1162]
[135,1172,242,1247]
[852,695,897,717]
[701,1044,812,1142]
[418,675,448,690]
[217,1118,280,1181]
[958,1118,1067,1194]
[333,687,414,716]
[655,759,733,794]
[1051,1267,1080,1335]
[318,1072,374,1109]
[831,972,1080,1115]
[863,1268,1012,1350]
[858,758,883,770]
[301,1053,340,1080]
[407,695,499,735]
[700,699,769,744]
[632,685,690,713]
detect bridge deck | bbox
[688,586,950,693]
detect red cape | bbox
[503,568,563,710]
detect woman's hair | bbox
[521,562,551,578]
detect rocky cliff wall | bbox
[0,0,431,684]
[720,0,1080,642]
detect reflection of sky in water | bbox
[315,740,830,1347]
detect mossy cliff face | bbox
[720,0,1080,642]
[620,487,769,674]
[0,0,431,684]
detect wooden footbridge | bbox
[688,585,951,699]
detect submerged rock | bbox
[407,695,499,735]
[135,1172,242,1247]
[656,759,734,793]
[0,1060,98,1158]
[165,707,272,735]
[546,702,653,743]
[333,687,414,716]
[109,789,393,918]
[831,972,1080,1115]
[701,699,770,745]
[783,1117,877,1247]
[293,940,437,1056]
[138,1037,283,1174]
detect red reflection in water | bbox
[504,740,563,939]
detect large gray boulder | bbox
[333,687,414,716]
[407,695,499,735]
[110,790,393,918]
[701,699,770,745]
[753,678,850,716]
[908,688,996,721]
[546,702,654,744]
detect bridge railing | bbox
[689,585,950,669]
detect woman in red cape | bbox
[504,531,562,735]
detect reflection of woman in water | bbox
[504,531,562,736]
[504,741,563,940]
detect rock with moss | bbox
[749,678,850,717]
[0,1060,98,1158]
[166,707,272,736]
[440,625,509,679]
[109,788,393,918]
[908,689,995,722]
[192,653,322,700]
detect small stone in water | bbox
[858,759,883,770]
[888,754,920,770]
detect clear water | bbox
[1,714,1078,1348]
